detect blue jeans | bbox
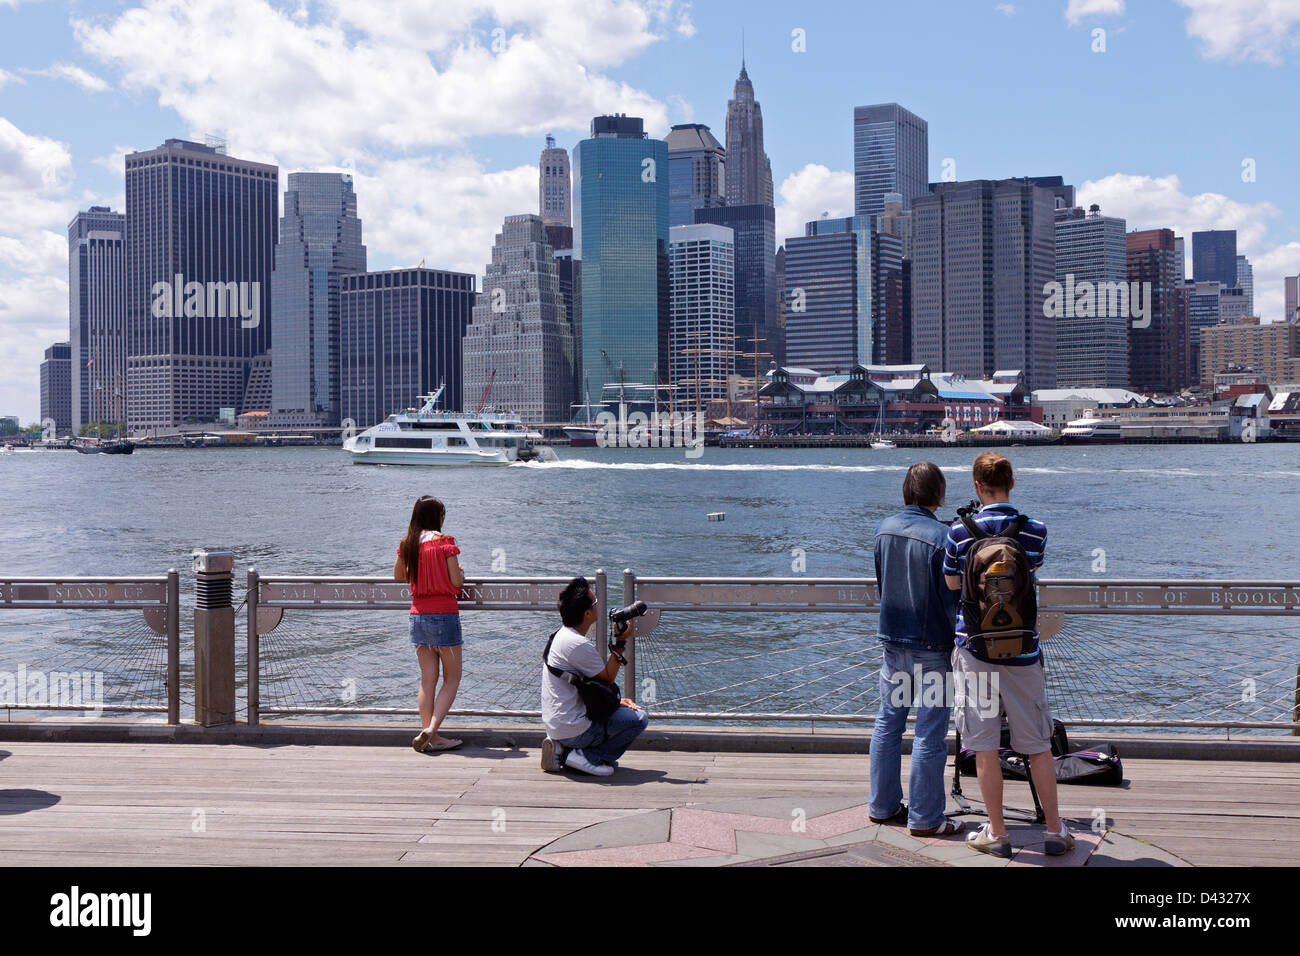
[869,645,953,831]
[556,705,649,768]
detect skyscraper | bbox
[124,139,278,429]
[669,223,735,408]
[666,123,726,228]
[68,206,125,433]
[1053,204,1129,387]
[910,179,1057,389]
[695,204,779,372]
[573,114,669,393]
[271,172,366,427]
[724,63,774,207]
[1235,254,1254,315]
[463,214,575,424]
[339,268,476,428]
[1126,228,1187,392]
[539,134,571,228]
[1192,230,1237,287]
[853,103,928,219]
[39,342,71,435]
[1286,275,1299,321]
[783,226,859,373]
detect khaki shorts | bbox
[952,645,1054,755]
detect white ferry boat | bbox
[1060,416,1124,444]
[343,387,558,466]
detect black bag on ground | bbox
[956,720,1123,786]
[543,629,620,724]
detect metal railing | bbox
[0,573,181,723]
[245,569,1300,733]
[247,569,608,725]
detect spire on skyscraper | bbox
[724,60,773,207]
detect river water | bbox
[2,443,1298,728]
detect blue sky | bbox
[2,0,1298,422]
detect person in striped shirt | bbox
[942,452,1074,858]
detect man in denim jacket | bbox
[868,461,964,836]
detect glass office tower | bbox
[573,115,669,394]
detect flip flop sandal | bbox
[427,737,463,751]
[412,730,433,753]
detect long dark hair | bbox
[399,496,446,584]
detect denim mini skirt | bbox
[409,613,463,647]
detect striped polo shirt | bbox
[942,503,1046,665]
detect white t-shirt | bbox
[541,625,606,741]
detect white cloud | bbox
[1065,0,1124,26]
[1079,172,1300,321]
[0,119,79,422]
[74,0,675,166]
[996,3,1016,16]
[20,63,110,92]
[350,155,538,276]
[92,144,137,176]
[0,69,23,90]
[775,164,853,246]
[1176,0,1300,65]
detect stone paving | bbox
[525,795,1191,867]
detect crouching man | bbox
[541,576,648,777]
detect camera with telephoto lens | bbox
[609,601,647,625]
[955,499,981,521]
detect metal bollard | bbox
[192,549,236,727]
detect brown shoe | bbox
[412,730,434,753]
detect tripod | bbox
[946,727,1045,825]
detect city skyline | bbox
[3,0,1300,420]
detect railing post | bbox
[247,567,259,726]
[622,568,636,701]
[595,569,608,663]
[166,568,179,725]
[192,550,236,727]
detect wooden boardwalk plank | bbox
[0,740,1297,866]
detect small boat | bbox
[75,439,135,455]
[871,440,897,450]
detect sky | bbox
[2,0,1299,422]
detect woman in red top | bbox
[394,496,465,753]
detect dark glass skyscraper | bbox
[68,206,125,432]
[724,63,774,207]
[339,268,476,428]
[1127,228,1188,392]
[695,203,780,373]
[666,123,726,228]
[270,172,366,426]
[124,139,278,429]
[574,115,669,393]
[853,103,928,218]
[1192,230,1237,288]
[911,179,1057,389]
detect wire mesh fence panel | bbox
[1043,613,1300,732]
[256,608,558,721]
[632,609,1300,733]
[0,608,174,717]
[632,611,884,723]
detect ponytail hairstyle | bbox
[399,496,446,585]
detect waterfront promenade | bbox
[1,724,1296,866]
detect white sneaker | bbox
[563,748,614,776]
